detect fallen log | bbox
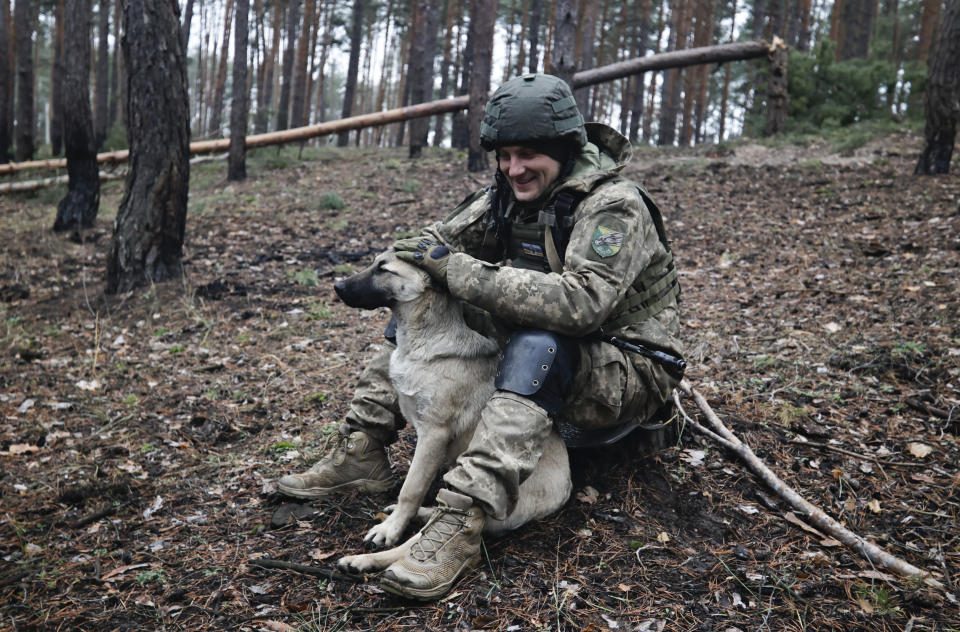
[0,40,775,178]
[674,379,945,590]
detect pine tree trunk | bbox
[49,0,64,157]
[0,0,10,162]
[628,0,651,143]
[290,0,314,129]
[658,0,688,146]
[917,0,940,62]
[229,0,249,180]
[527,0,541,72]
[257,0,282,133]
[13,0,34,161]
[642,0,665,143]
[106,0,190,294]
[54,0,99,232]
[587,0,611,119]
[315,0,334,124]
[515,0,529,76]
[718,0,737,141]
[208,0,235,135]
[574,0,595,112]
[433,0,455,146]
[303,0,322,127]
[94,0,110,148]
[182,0,194,48]
[467,0,493,172]
[409,0,441,157]
[108,0,122,126]
[550,0,577,88]
[915,0,959,175]
[450,1,471,149]
[276,0,300,131]
[337,0,364,146]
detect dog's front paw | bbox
[364,515,406,548]
[338,553,377,574]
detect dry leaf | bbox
[656,531,671,544]
[866,499,881,513]
[907,442,932,459]
[259,621,298,632]
[308,549,336,561]
[4,444,41,455]
[823,322,842,333]
[784,512,828,539]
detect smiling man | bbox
[278,73,684,600]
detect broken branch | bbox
[676,379,945,590]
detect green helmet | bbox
[480,73,587,152]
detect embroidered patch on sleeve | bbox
[592,226,624,257]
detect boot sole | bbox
[277,477,393,500]
[379,553,480,601]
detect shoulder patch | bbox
[592,225,623,257]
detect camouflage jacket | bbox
[423,122,682,360]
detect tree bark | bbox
[467,0,493,172]
[49,0,64,156]
[256,0,282,133]
[106,0,190,294]
[628,0,651,143]
[915,0,960,175]
[409,0,441,157]
[917,0,941,63]
[0,0,9,162]
[181,0,194,49]
[450,0,472,149]
[290,0,314,129]
[337,0,364,146]
[764,37,788,135]
[433,0,456,146]
[574,0,596,114]
[207,0,235,135]
[54,0,100,232]
[94,0,110,148]
[658,0,689,146]
[550,0,577,89]
[13,0,34,161]
[527,0,541,72]
[276,0,299,131]
[229,0,249,180]
[108,0,122,126]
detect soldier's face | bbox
[497,145,562,203]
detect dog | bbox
[332,249,572,574]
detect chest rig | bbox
[489,180,681,329]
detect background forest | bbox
[0,0,950,165]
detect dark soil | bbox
[1,136,958,631]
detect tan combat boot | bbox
[277,431,393,499]
[380,489,485,600]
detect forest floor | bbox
[1,131,958,632]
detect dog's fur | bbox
[333,250,571,574]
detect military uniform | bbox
[280,74,683,600]
[337,121,681,520]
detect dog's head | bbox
[333,250,432,310]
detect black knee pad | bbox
[494,329,579,417]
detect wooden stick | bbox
[248,558,359,583]
[677,379,945,590]
[0,40,773,177]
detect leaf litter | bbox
[0,137,958,630]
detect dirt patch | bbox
[1,138,958,630]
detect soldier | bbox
[278,73,683,599]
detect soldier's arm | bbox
[444,185,660,337]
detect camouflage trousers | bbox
[339,318,677,520]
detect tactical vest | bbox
[499,181,680,330]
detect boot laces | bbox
[308,433,349,472]
[410,502,471,562]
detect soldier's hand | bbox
[394,238,450,287]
